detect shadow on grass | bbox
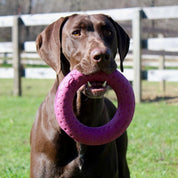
[143,95,178,104]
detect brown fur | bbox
[30,14,130,178]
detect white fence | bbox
[0,6,178,102]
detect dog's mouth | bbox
[81,81,108,98]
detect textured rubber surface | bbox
[55,70,135,145]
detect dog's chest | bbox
[58,143,119,178]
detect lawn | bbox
[0,79,177,177]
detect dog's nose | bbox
[91,48,111,62]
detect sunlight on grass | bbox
[127,103,178,178]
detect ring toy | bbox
[55,69,135,145]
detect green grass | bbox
[127,103,178,178]
[0,79,177,177]
[0,79,53,177]
[0,96,40,178]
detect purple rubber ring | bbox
[55,69,135,145]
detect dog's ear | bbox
[36,17,69,74]
[108,17,130,72]
[115,24,130,72]
[114,23,130,72]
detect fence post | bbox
[132,9,142,103]
[159,51,166,93]
[12,16,22,96]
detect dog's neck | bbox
[73,90,107,127]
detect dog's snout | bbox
[91,48,111,62]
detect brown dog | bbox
[30,14,130,178]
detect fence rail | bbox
[1,37,178,53]
[1,6,178,28]
[1,6,178,102]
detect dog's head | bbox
[36,14,129,74]
[36,14,130,98]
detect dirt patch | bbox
[142,81,178,104]
[106,81,178,105]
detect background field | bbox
[0,79,178,178]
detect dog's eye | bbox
[103,29,112,37]
[72,30,81,37]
